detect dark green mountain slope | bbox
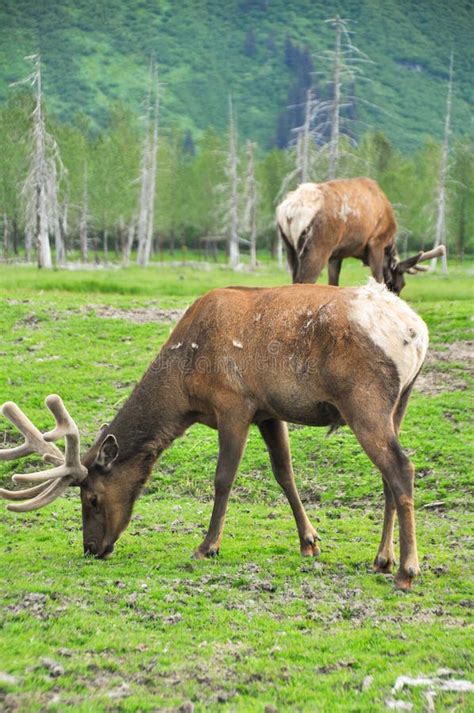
[0,0,472,150]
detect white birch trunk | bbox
[244,141,258,269]
[17,55,64,268]
[61,196,68,260]
[36,182,51,268]
[25,226,33,262]
[300,89,312,182]
[79,162,88,263]
[276,231,283,268]
[137,61,159,267]
[143,86,159,265]
[3,213,9,259]
[228,96,240,268]
[123,219,135,267]
[136,132,150,265]
[431,53,453,274]
[328,17,342,181]
[51,165,65,266]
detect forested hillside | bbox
[0,0,472,150]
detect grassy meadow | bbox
[0,260,473,712]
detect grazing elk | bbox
[277,177,445,292]
[1,281,428,589]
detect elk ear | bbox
[398,252,423,273]
[94,434,119,471]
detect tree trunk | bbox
[227,96,240,269]
[103,229,108,263]
[36,183,52,269]
[80,163,88,263]
[60,197,68,261]
[328,17,342,180]
[244,141,258,269]
[431,53,453,274]
[123,220,135,267]
[25,226,33,263]
[3,214,9,259]
[12,217,19,255]
[137,60,159,267]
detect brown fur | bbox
[277,177,421,294]
[80,284,424,589]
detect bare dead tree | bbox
[280,88,331,197]
[226,95,240,268]
[79,161,89,263]
[275,89,330,270]
[328,17,342,180]
[243,141,259,269]
[431,52,453,273]
[137,59,160,267]
[14,54,65,268]
[319,17,375,179]
[51,161,65,266]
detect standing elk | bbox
[276,177,445,292]
[1,281,428,589]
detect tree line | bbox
[0,74,472,266]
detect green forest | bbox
[1,0,473,148]
[0,0,473,261]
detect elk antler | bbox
[417,245,446,263]
[0,395,87,512]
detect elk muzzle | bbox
[84,539,115,559]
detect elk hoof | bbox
[394,565,420,591]
[373,553,396,574]
[193,545,219,560]
[300,534,321,558]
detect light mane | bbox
[276,183,324,249]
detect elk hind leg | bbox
[294,241,333,284]
[373,378,419,574]
[259,419,320,556]
[350,416,420,589]
[373,480,397,573]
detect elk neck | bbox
[95,355,190,464]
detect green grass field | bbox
[0,261,473,712]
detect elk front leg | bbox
[373,480,397,573]
[328,257,342,286]
[259,419,320,556]
[194,419,249,559]
[368,243,385,283]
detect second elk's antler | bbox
[0,395,87,512]
[405,245,446,274]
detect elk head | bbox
[0,396,153,559]
[383,245,446,294]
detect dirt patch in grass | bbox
[427,340,473,368]
[416,340,472,395]
[90,304,186,323]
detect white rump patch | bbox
[348,279,429,391]
[276,183,324,250]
